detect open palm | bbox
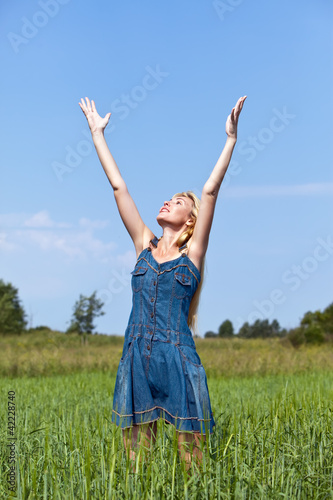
[225,96,247,139]
[79,97,111,135]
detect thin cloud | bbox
[0,211,116,261]
[0,211,71,229]
[0,232,17,251]
[24,210,71,228]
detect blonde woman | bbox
[79,95,246,467]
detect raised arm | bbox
[79,98,154,257]
[188,96,247,270]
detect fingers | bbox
[79,97,96,115]
[79,97,89,114]
[239,95,246,111]
[79,97,93,112]
[85,97,92,112]
[233,95,247,119]
[239,95,247,109]
[79,98,87,115]
[235,95,246,109]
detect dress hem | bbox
[111,406,215,435]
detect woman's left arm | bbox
[188,96,247,270]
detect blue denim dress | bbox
[111,236,215,434]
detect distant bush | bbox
[0,279,27,335]
[28,326,53,333]
[218,320,234,337]
[287,327,306,347]
[287,302,332,346]
[24,327,53,336]
[204,330,217,338]
[304,324,325,344]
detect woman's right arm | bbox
[79,97,154,257]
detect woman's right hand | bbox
[79,97,111,136]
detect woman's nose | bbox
[164,201,170,206]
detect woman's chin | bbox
[156,215,164,227]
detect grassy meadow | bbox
[0,332,332,498]
[1,330,333,378]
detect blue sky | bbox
[1,0,332,336]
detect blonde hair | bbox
[172,191,205,335]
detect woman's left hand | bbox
[225,96,247,140]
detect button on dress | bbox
[111,236,215,434]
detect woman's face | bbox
[156,196,194,228]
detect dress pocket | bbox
[120,339,134,362]
[131,266,148,292]
[176,344,203,367]
[173,272,192,299]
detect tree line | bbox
[204,303,333,345]
[0,278,332,346]
[204,318,286,339]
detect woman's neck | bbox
[156,227,185,257]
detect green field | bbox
[1,331,333,378]
[0,333,332,498]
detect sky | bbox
[1,0,332,337]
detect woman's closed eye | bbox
[169,198,183,205]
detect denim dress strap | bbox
[147,236,159,250]
[179,241,188,253]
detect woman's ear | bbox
[186,218,194,227]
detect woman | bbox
[79,95,246,467]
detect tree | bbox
[67,291,105,344]
[237,321,252,338]
[321,302,333,337]
[0,279,27,334]
[271,319,282,336]
[286,303,333,347]
[204,330,217,338]
[237,318,284,338]
[299,308,326,344]
[218,320,234,338]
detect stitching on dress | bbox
[138,257,158,274]
[160,264,199,284]
[112,406,213,422]
[175,344,203,367]
[126,324,194,337]
[112,414,215,434]
[167,277,173,331]
[145,352,150,376]
[112,409,133,417]
[138,256,200,284]
[132,405,212,421]
[120,340,134,362]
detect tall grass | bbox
[1,331,333,377]
[1,371,332,498]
